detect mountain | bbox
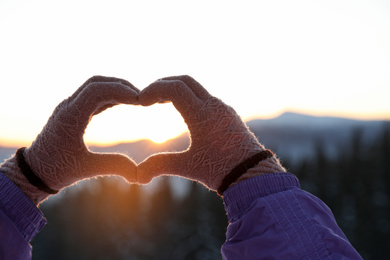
[89,134,190,164]
[0,112,388,165]
[246,112,387,163]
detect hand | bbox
[0,76,139,205]
[137,75,285,194]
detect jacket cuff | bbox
[0,171,47,242]
[223,172,300,223]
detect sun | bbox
[149,135,171,144]
[141,120,187,144]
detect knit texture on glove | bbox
[138,75,286,192]
[0,76,139,205]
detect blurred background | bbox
[1,114,389,259]
[1,0,390,259]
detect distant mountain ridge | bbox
[89,135,191,164]
[248,112,385,129]
[246,112,387,163]
[1,112,388,164]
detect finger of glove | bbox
[137,152,187,184]
[92,103,117,117]
[159,75,211,101]
[83,152,138,183]
[93,101,136,117]
[69,76,140,103]
[71,81,139,118]
[138,80,203,119]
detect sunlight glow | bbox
[83,104,188,146]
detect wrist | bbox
[227,153,286,191]
[0,154,52,205]
[217,149,281,195]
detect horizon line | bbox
[1,111,389,149]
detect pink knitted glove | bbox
[0,76,139,205]
[137,75,286,194]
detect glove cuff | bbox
[228,153,287,190]
[16,147,59,195]
[0,152,52,205]
[217,149,274,195]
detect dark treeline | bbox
[32,177,227,260]
[32,123,390,259]
[287,122,390,260]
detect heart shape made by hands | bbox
[131,75,284,192]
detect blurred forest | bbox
[31,123,390,260]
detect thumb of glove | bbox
[75,152,137,183]
[137,151,189,184]
[1,76,140,205]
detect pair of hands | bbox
[1,75,285,205]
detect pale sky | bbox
[1,0,389,147]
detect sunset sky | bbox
[1,0,389,147]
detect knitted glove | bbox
[0,76,139,205]
[137,75,286,194]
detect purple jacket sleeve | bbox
[0,171,47,260]
[222,172,363,259]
